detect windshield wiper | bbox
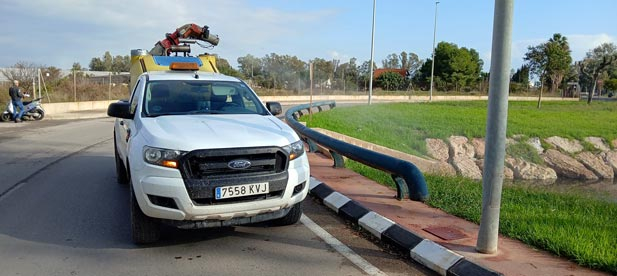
[147,112,179,117]
[187,110,227,115]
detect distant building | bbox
[373,68,408,79]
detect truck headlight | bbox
[283,140,305,161]
[143,146,186,169]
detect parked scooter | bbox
[1,97,45,122]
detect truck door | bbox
[116,77,145,162]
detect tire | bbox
[32,109,44,120]
[114,137,129,185]
[0,113,11,122]
[270,201,303,226]
[130,182,161,244]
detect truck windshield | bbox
[143,80,269,117]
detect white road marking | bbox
[300,214,389,276]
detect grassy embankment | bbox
[303,101,617,273]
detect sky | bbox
[0,0,616,72]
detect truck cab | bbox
[108,53,309,243]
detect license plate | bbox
[215,183,269,200]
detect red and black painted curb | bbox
[308,177,502,276]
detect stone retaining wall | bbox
[427,135,617,182]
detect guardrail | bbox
[285,101,429,202]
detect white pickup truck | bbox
[107,63,310,243]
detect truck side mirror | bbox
[107,101,134,119]
[266,102,282,116]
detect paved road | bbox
[0,118,434,276]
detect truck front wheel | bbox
[130,183,161,244]
[270,201,303,226]
[114,137,129,185]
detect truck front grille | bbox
[178,147,290,205]
[180,147,288,179]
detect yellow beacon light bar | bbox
[170,62,199,71]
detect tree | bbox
[261,53,307,90]
[0,62,38,91]
[381,51,422,77]
[524,34,572,108]
[358,60,377,91]
[605,79,617,94]
[577,43,617,103]
[376,71,404,91]
[402,52,422,79]
[42,66,62,82]
[103,51,113,71]
[216,57,243,78]
[545,34,572,94]
[237,54,263,79]
[310,58,334,90]
[414,42,483,92]
[382,53,401,68]
[335,58,360,91]
[89,52,130,72]
[72,62,83,71]
[89,57,105,71]
[111,55,130,72]
[511,65,530,85]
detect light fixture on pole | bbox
[368,0,376,105]
[429,1,440,102]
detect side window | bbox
[129,79,143,114]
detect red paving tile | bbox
[308,152,608,276]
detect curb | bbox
[308,177,502,276]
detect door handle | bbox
[126,129,131,142]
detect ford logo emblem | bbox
[228,159,252,170]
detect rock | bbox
[476,159,514,179]
[544,136,583,154]
[504,165,514,179]
[542,149,598,180]
[612,139,617,149]
[471,138,485,159]
[576,152,613,179]
[604,151,617,175]
[452,156,482,180]
[448,136,474,160]
[506,138,516,146]
[426,138,449,162]
[436,161,458,176]
[505,157,557,180]
[526,137,544,154]
[584,137,610,152]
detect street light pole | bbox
[429,1,439,102]
[476,0,514,254]
[368,0,376,105]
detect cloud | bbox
[328,51,350,62]
[567,34,616,60]
[0,0,336,69]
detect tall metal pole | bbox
[476,0,514,254]
[309,62,314,121]
[37,68,41,99]
[368,0,376,105]
[429,1,439,102]
[73,69,76,102]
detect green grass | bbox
[346,160,617,273]
[506,142,544,164]
[305,101,617,273]
[303,101,617,157]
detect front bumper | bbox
[131,154,310,223]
